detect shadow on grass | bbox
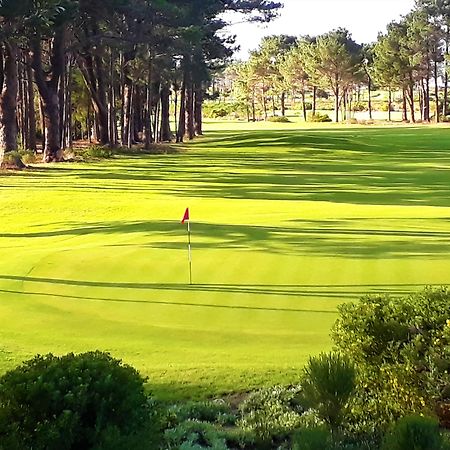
[2,127,450,206]
[2,219,450,259]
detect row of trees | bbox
[228,0,450,124]
[0,0,281,165]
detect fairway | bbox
[1,122,450,399]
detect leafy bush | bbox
[85,145,114,159]
[381,415,444,450]
[292,426,333,450]
[332,288,450,432]
[169,400,235,426]
[352,102,367,112]
[19,150,38,164]
[237,385,304,443]
[299,353,356,429]
[0,351,161,450]
[308,112,332,123]
[268,116,291,123]
[164,420,228,450]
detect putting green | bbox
[1,121,450,399]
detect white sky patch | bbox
[224,0,415,60]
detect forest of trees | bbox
[226,0,450,125]
[0,0,281,166]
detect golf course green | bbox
[1,121,450,399]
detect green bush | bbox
[299,353,356,429]
[164,420,228,450]
[381,415,444,450]
[169,400,235,426]
[85,145,114,159]
[292,427,333,450]
[0,351,161,450]
[268,116,291,123]
[237,385,304,443]
[308,113,332,123]
[18,149,38,164]
[332,288,450,432]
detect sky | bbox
[225,0,416,59]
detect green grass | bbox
[1,121,450,400]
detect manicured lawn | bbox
[1,121,450,399]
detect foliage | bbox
[76,145,114,160]
[268,116,291,123]
[299,353,356,429]
[381,415,445,450]
[163,420,228,450]
[332,288,450,432]
[292,426,333,450]
[0,351,161,450]
[168,400,235,427]
[308,112,332,122]
[18,149,38,164]
[237,385,304,443]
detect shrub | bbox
[85,145,113,159]
[19,149,38,164]
[169,400,235,426]
[381,415,444,450]
[292,427,333,450]
[268,116,291,123]
[164,420,228,450]
[0,351,161,450]
[352,102,367,112]
[332,288,450,432]
[299,353,356,429]
[308,113,332,123]
[237,385,304,443]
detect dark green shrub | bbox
[292,427,333,450]
[164,420,228,449]
[381,415,444,450]
[0,351,161,450]
[85,145,113,159]
[308,113,332,123]
[268,116,291,123]
[299,353,356,429]
[332,288,450,431]
[19,150,38,164]
[237,385,304,443]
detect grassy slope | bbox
[1,121,450,399]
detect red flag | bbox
[181,208,190,224]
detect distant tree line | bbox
[226,0,450,124]
[0,0,281,166]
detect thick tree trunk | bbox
[30,28,65,162]
[26,60,37,151]
[160,84,171,142]
[0,43,19,165]
[186,79,195,140]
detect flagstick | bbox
[187,220,193,285]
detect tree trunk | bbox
[301,90,307,122]
[312,86,317,115]
[335,85,340,123]
[26,59,37,151]
[194,84,203,136]
[281,92,286,117]
[186,79,195,140]
[176,74,186,143]
[388,89,392,122]
[30,28,65,162]
[435,59,440,123]
[0,42,19,164]
[368,77,373,120]
[402,89,408,122]
[160,84,171,142]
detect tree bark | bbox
[194,84,203,136]
[186,77,195,140]
[160,84,171,142]
[0,42,18,163]
[26,58,37,151]
[176,73,186,143]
